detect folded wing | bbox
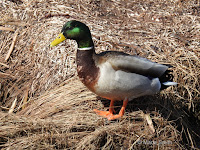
[99,51,169,78]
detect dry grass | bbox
[0,0,200,149]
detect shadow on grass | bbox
[96,94,200,148]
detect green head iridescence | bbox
[62,20,94,48]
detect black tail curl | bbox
[159,69,174,90]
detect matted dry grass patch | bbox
[0,0,200,149]
[0,77,185,149]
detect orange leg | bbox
[94,99,129,120]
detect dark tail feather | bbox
[159,70,177,90]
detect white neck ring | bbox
[77,46,94,51]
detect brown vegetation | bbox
[0,0,200,149]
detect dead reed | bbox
[0,0,199,149]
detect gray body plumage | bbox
[94,51,170,101]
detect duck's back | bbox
[93,51,167,100]
[96,51,169,78]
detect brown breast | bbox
[76,49,100,93]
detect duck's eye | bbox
[67,27,73,30]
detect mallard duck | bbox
[50,20,177,120]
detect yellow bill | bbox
[50,32,66,47]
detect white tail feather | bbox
[162,81,177,86]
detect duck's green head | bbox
[50,20,93,48]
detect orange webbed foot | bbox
[93,109,115,120]
[94,99,128,120]
[93,109,124,120]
